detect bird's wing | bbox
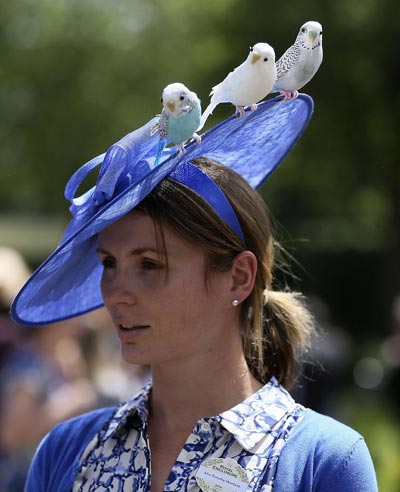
[209,57,247,98]
[150,114,162,136]
[276,44,301,79]
[158,110,169,138]
[210,81,222,97]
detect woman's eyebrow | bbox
[95,247,160,256]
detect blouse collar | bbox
[103,377,296,452]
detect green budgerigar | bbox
[152,83,201,166]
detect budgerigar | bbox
[151,82,201,166]
[273,21,323,101]
[197,43,276,132]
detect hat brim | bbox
[11,94,313,325]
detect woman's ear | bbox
[229,251,257,304]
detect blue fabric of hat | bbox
[11,94,313,326]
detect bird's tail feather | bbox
[197,102,218,132]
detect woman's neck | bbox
[146,336,263,492]
[149,347,262,431]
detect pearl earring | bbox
[232,299,239,306]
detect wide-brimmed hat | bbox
[11,94,313,326]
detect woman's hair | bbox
[137,157,315,389]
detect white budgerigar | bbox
[151,82,201,165]
[198,42,276,132]
[273,21,323,101]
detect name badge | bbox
[196,458,250,492]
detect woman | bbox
[12,95,377,491]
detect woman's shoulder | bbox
[293,408,364,448]
[35,406,117,463]
[274,408,378,492]
[48,406,117,443]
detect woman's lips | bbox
[117,324,150,340]
[119,324,149,331]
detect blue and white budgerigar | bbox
[151,82,201,165]
[198,43,276,132]
[273,21,323,101]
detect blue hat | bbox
[11,94,313,325]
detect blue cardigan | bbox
[25,407,377,491]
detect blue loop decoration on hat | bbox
[11,94,314,326]
[62,116,169,242]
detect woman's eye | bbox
[102,256,116,269]
[141,259,162,271]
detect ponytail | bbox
[245,290,315,389]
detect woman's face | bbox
[97,211,237,368]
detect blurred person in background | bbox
[11,98,377,491]
[0,247,33,491]
[0,248,96,491]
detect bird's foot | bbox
[280,90,299,102]
[192,133,202,145]
[235,106,245,118]
[249,103,258,111]
[176,143,186,155]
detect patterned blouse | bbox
[72,377,305,492]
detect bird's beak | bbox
[251,52,261,64]
[167,101,176,112]
[309,31,317,42]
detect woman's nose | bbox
[101,270,137,306]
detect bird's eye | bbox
[264,57,268,62]
[320,31,323,35]
[249,46,253,52]
[180,95,185,101]
[160,97,163,103]
[301,27,306,33]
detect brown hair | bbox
[137,157,315,389]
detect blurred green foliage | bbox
[1,1,399,488]
[1,0,398,233]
